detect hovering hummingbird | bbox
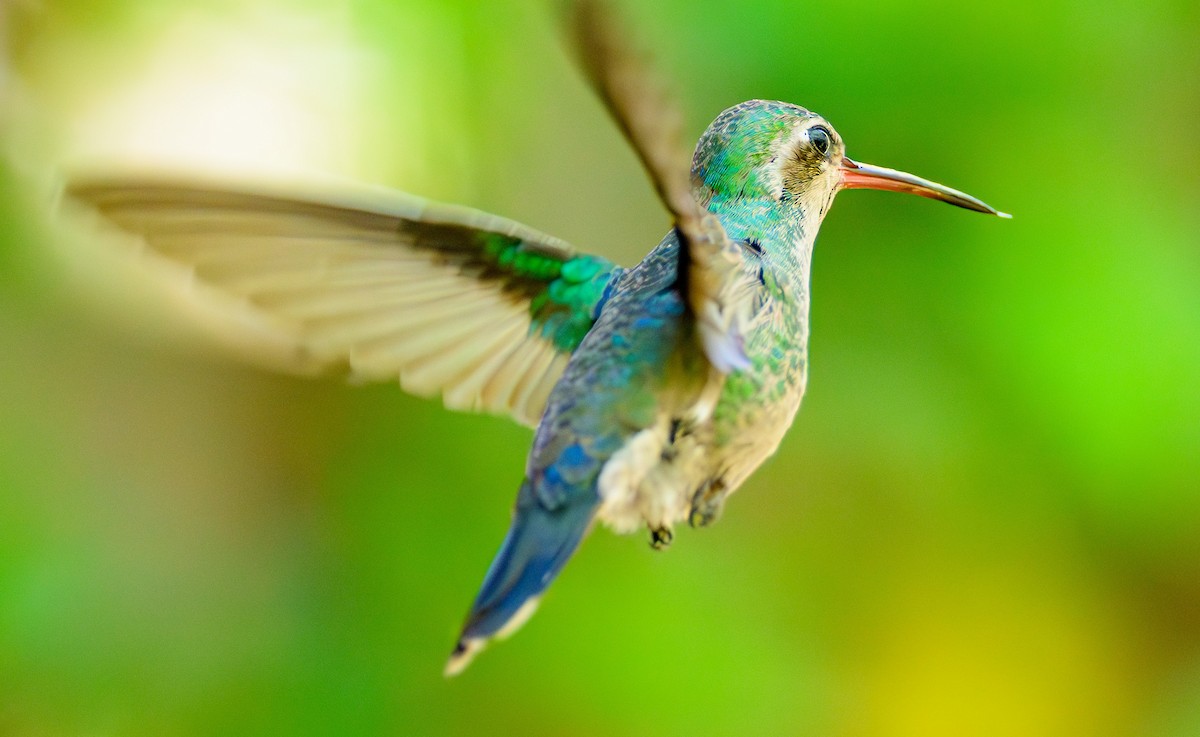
[64,1,1007,675]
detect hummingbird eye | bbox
[808,126,832,156]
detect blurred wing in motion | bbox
[569,0,754,372]
[67,177,622,427]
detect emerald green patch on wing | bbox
[467,234,618,354]
[67,176,621,427]
[532,255,613,352]
[481,233,565,280]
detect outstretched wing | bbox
[67,177,621,427]
[569,0,754,372]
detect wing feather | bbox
[66,176,621,427]
[569,0,754,372]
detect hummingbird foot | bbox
[688,478,727,528]
[649,525,674,550]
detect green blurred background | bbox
[2,0,1198,735]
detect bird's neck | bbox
[708,195,819,294]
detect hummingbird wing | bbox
[569,0,755,372]
[66,176,622,427]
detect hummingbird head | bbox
[691,99,1009,221]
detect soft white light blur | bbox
[67,7,374,176]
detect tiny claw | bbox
[649,525,674,550]
[688,501,723,529]
[689,478,727,528]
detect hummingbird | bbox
[63,2,1007,675]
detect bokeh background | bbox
[2,0,1198,735]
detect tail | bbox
[445,485,598,676]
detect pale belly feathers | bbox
[595,323,809,535]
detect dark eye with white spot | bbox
[808,126,832,156]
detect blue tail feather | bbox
[445,483,598,675]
